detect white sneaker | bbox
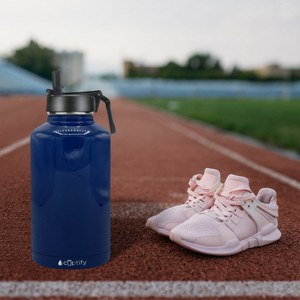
[170,174,281,255]
[145,168,222,236]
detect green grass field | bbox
[133,98,300,155]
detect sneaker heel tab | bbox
[257,188,277,205]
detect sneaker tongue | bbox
[223,174,249,194]
[198,168,220,190]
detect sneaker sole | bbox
[145,219,170,237]
[170,223,281,256]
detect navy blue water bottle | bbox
[31,71,116,269]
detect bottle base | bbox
[32,250,110,269]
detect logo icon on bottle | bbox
[57,259,87,266]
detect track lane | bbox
[0,95,46,149]
[0,96,299,284]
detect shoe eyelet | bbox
[248,205,250,208]
[251,200,254,203]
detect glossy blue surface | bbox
[31,115,110,269]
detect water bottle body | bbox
[31,115,110,269]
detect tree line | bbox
[126,54,300,81]
[3,40,300,81]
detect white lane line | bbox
[0,136,30,158]
[166,122,300,191]
[1,281,299,297]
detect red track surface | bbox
[0,95,300,284]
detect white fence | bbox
[76,78,300,100]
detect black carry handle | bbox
[100,95,116,135]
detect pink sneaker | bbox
[170,174,281,255]
[145,168,222,236]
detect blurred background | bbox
[0,0,299,155]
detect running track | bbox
[0,95,300,299]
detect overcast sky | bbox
[1,0,300,74]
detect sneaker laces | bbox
[185,174,215,208]
[207,185,255,221]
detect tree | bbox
[6,40,58,80]
[158,61,183,79]
[185,53,223,72]
[229,65,260,81]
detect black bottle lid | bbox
[46,71,116,134]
